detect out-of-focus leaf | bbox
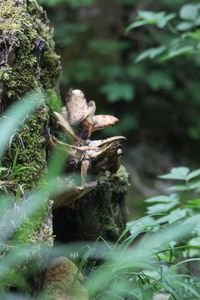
[146,194,179,204]
[147,201,179,214]
[101,82,134,103]
[169,185,191,192]
[159,167,190,180]
[125,11,175,33]
[188,237,200,256]
[167,208,189,223]
[180,4,200,21]
[0,92,43,156]
[103,113,138,136]
[185,198,200,208]
[160,46,194,61]
[170,180,200,192]
[46,89,62,112]
[187,169,200,181]
[147,71,174,90]
[128,216,156,238]
[135,46,166,63]
[156,208,188,224]
[176,21,194,31]
[89,40,128,56]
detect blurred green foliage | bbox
[38,0,200,162]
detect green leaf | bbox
[170,180,200,192]
[186,198,200,208]
[135,46,166,63]
[125,20,148,32]
[101,82,134,103]
[180,4,200,21]
[187,169,200,181]
[169,184,191,192]
[138,11,175,28]
[147,71,174,90]
[125,11,175,33]
[167,208,188,224]
[176,21,194,31]
[147,200,179,214]
[146,194,179,204]
[155,208,188,224]
[161,46,194,61]
[128,216,156,237]
[159,167,190,180]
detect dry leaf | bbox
[93,115,119,131]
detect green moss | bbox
[0,0,60,272]
[0,0,61,190]
[0,0,61,102]
[14,200,52,245]
[4,106,48,191]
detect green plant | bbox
[127,4,200,62]
[83,167,200,299]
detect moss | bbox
[4,106,48,191]
[0,0,61,190]
[41,257,89,300]
[0,0,61,102]
[14,203,53,246]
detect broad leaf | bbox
[135,46,166,63]
[146,194,179,204]
[187,169,200,181]
[159,167,190,180]
[180,4,200,21]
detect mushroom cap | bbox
[66,89,96,126]
[93,114,119,131]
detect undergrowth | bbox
[0,95,200,300]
